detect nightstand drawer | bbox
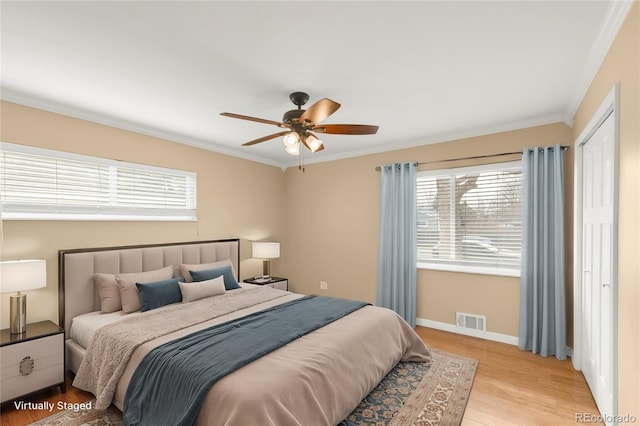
[1,334,64,402]
[271,280,288,291]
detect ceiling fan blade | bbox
[242,131,291,146]
[220,112,287,128]
[312,124,379,135]
[299,98,341,124]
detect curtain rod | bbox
[374,145,569,171]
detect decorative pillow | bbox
[115,266,174,314]
[94,273,122,313]
[179,276,226,302]
[135,278,183,312]
[179,259,235,283]
[189,265,241,290]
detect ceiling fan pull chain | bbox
[300,144,305,172]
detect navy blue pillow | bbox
[190,266,241,290]
[135,277,183,312]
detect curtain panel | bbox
[518,144,566,360]
[377,162,418,327]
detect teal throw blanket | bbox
[123,295,368,426]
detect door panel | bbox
[581,111,615,419]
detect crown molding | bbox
[285,112,565,168]
[563,0,634,124]
[0,89,287,170]
[3,88,564,172]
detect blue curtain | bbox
[518,144,566,360]
[377,162,418,327]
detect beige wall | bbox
[0,102,287,329]
[571,2,639,418]
[282,122,573,338]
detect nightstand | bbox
[1,320,65,403]
[244,276,288,291]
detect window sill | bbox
[417,262,520,277]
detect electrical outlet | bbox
[320,281,328,290]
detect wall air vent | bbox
[456,312,487,333]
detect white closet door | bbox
[581,111,615,419]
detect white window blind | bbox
[0,142,197,221]
[417,161,522,276]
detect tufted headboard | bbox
[58,239,240,339]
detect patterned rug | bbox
[29,349,477,426]
[341,350,478,426]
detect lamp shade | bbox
[0,260,47,293]
[252,242,280,259]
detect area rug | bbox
[340,350,478,426]
[29,349,477,426]
[27,404,122,426]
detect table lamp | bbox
[0,260,47,334]
[252,242,280,278]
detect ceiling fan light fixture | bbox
[283,132,300,148]
[285,143,300,156]
[305,134,323,152]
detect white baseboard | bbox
[417,318,575,357]
[416,317,519,346]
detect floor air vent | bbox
[456,312,486,333]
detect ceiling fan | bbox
[220,92,379,158]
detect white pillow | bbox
[179,276,226,302]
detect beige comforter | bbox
[74,285,287,410]
[80,285,431,425]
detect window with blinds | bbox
[417,161,522,276]
[0,142,197,221]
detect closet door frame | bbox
[572,83,619,420]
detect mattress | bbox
[70,310,132,349]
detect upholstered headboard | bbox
[58,239,240,339]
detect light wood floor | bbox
[415,327,602,426]
[0,326,601,426]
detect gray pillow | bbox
[189,265,241,290]
[180,259,235,283]
[136,277,183,312]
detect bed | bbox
[60,239,431,425]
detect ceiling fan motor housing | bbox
[282,109,305,123]
[283,92,310,124]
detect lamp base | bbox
[9,293,27,334]
[262,260,271,278]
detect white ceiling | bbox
[0,1,630,169]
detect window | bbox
[417,161,522,276]
[0,142,197,221]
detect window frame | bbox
[0,142,197,221]
[416,160,522,277]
